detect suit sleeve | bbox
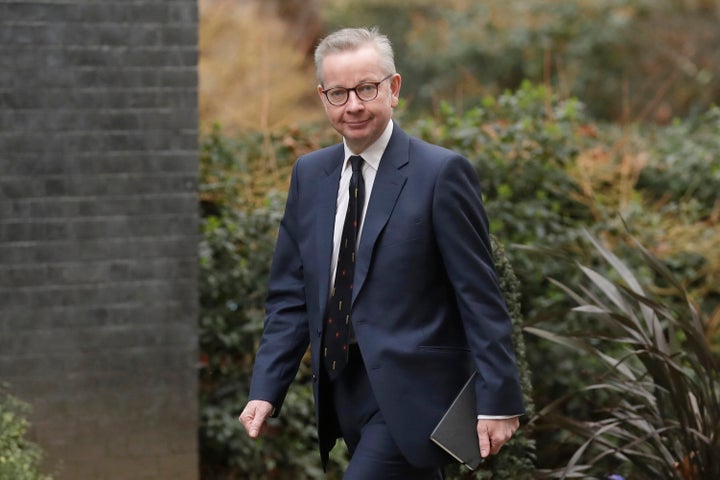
[248,160,310,415]
[432,154,525,416]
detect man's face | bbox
[317,46,401,154]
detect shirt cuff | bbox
[476,413,522,420]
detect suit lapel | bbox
[315,147,344,314]
[353,127,409,302]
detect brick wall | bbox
[0,1,199,479]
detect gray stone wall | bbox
[0,1,199,478]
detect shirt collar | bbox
[342,120,394,172]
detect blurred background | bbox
[197,0,720,479]
[199,0,720,133]
[2,0,718,479]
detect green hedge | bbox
[323,0,720,122]
[0,387,51,480]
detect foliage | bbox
[320,0,720,123]
[638,106,720,210]
[0,387,52,480]
[564,106,720,335]
[527,231,720,479]
[200,0,720,133]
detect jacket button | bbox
[312,374,318,383]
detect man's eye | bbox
[357,84,376,95]
[327,89,346,101]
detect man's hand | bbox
[476,417,520,458]
[239,400,274,438]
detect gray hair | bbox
[314,27,396,85]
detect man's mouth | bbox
[345,119,369,128]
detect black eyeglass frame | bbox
[321,74,395,106]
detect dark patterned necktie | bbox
[323,155,365,380]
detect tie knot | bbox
[349,155,364,173]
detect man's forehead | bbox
[322,47,381,77]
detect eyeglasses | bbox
[321,74,394,106]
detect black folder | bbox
[429,371,482,470]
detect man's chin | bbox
[343,124,370,136]
[342,130,369,147]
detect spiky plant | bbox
[527,231,720,479]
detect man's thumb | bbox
[478,430,491,458]
[248,404,271,438]
[249,416,263,437]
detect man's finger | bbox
[477,426,491,458]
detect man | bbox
[239,27,525,479]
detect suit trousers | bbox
[330,344,444,480]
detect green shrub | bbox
[323,0,720,123]
[0,387,51,480]
[636,106,720,218]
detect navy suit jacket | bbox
[249,123,524,468]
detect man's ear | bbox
[390,74,402,107]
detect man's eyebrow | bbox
[326,78,377,88]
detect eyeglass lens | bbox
[326,83,378,105]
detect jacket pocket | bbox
[418,345,471,354]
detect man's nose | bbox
[345,90,365,110]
